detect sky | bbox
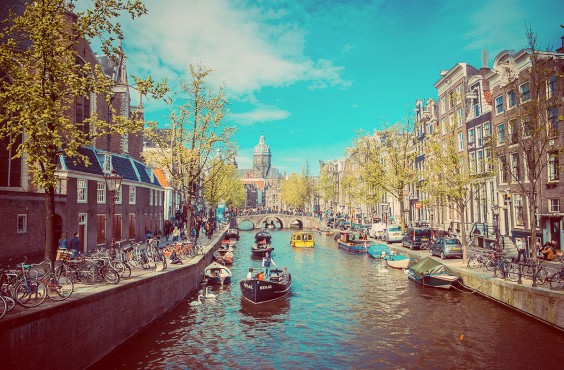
[114,0,564,175]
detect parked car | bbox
[402,227,433,250]
[371,222,387,239]
[430,237,463,259]
[383,225,403,243]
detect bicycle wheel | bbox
[482,259,494,271]
[467,257,479,269]
[120,262,132,278]
[522,264,533,278]
[111,261,126,276]
[15,278,47,308]
[46,275,74,301]
[78,262,97,285]
[3,295,15,312]
[0,296,7,319]
[506,264,520,282]
[549,272,564,290]
[535,268,548,285]
[101,266,120,284]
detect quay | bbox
[0,230,226,370]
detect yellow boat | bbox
[290,231,315,248]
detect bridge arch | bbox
[230,214,324,230]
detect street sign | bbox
[415,202,422,209]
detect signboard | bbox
[415,202,422,209]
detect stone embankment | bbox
[0,231,225,370]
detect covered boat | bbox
[407,257,461,289]
[384,254,415,269]
[204,262,233,285]
[252,231,274,257]
[214,246,234,265]
[337,231,368,253]
[255,231,272,244]
[225,228,240,241]
[290,231,315,248]
[240,268,292,304]
[367,244,391,259]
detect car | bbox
[401,227,433,250]
[430,237,463,259]
[383,225,403,243]
[370,222,387,239]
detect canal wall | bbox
[0,232,225,370]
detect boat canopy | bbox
[255,231,272,243]
[409,257,457,279]
[368,244,391,256]
[205,262,232,276]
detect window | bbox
[547,74,556,98]
[114,214,123,241]
[485,148,493,172]
[522,121,532,138]
[449,115,454,127]
[548,152,559,182]
[520,81,530,102]
[17,214,27,233]
[469,152,476,175]
[149,189,153,206]
[511,153,520,181]
[514,195,525,226]
[103,154,112,174]
[154,189,158,206]
[128,213,136,239]
[456,85,462,104]
[97,214,106,244]
[499,156,508,183]
[507,90,516,109]
[509,119,518,144]
[0,129,23,187]
[468,128,475,143]
[449,92,454,109]
[129,186,136,204]
[497,123,505,144]
[495,95,504,114]
[441,118,447,134]
[484,122,491,137]
[474,100,481,118]
[440,96,446,113]
[476,125,483,146]
[115,185,122,204]
[97,182,106,203]
[549,199,560,213]
[477,150,484,174]
[458,132,464,151]
[75,58,91,135]
[429,123,433,134]
[548,107,559,136]
[457,108,463,127]
[77,179,87,203]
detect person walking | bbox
[68,232,80,259]
[515,237,527,263]
[262,252,277,278]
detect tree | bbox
[144,64,237,234]
[488,28,564,267]
[0,1,167,262]
[348,124,417,231]
[281,173,309,210]
[316,163,337,210]
[202,160,245,210]
[301,161,315,212]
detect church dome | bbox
[253,135,271,154]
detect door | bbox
[550,218,560,248]
[79,213,87,253]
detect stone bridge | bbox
[230,214,324,230]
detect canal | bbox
[92,229,564,369]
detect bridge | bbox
[230,214,324,230]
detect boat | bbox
[239,268,292,304]
[384,254,415,269]
[252,231,274,257]
[203,262,233,285]
[225,228,240,241]
[290,231,315,248]
[367,244,391,259]
[336,231,368,253]
[214,246,234,265]
[407,257,461,289]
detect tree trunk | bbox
[460,204,468,263]
[399,195,406,231]
[44,186,57,263]
[528,196,538,261]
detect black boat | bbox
[407,257,461,289]
[225,228,240,241]
[252,231,274,257]
[240,268,292,304]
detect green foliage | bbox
[203,160,245,209]
[316,164,337,204]
[281,173,309,209]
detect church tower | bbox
[253,135,271,178]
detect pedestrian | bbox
[515,237,527,263]
[68,232,80,259]
[247,267,254,280]
[58,233,68,250]
[262,252,277,278]
[172,226,180,243]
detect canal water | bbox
[92,229,564,369]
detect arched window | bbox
[75,57,91,135]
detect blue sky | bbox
[117,0,564,175]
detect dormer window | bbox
[103,154,112,174]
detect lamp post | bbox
[104,169,123,259]
[491,204,500,278]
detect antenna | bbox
[482,50,488,69]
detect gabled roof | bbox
[154,168,170,187]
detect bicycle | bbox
[32,259,74,301]
[13,257,47,308]
[548,262,564,290]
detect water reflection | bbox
[239,297,290,319]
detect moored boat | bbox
[204,262,233,285]
[252,231,274,257]
[384,254,415,269]
[407,257,461,289]
[336,231,368,253]
[367,244,391,259]
[225,228,240,241]
[214,246,234,265]
[290,231,315,248]
[240,268,292,304]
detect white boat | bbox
[204,262,232,285]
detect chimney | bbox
[482,50,489,69]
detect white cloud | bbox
[231,106,291,125]
[122,0,349,99]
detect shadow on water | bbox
[239,297,290,319]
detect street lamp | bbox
[104,169,123,259]
[491,204,501,278]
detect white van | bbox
[371,223,387,239]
